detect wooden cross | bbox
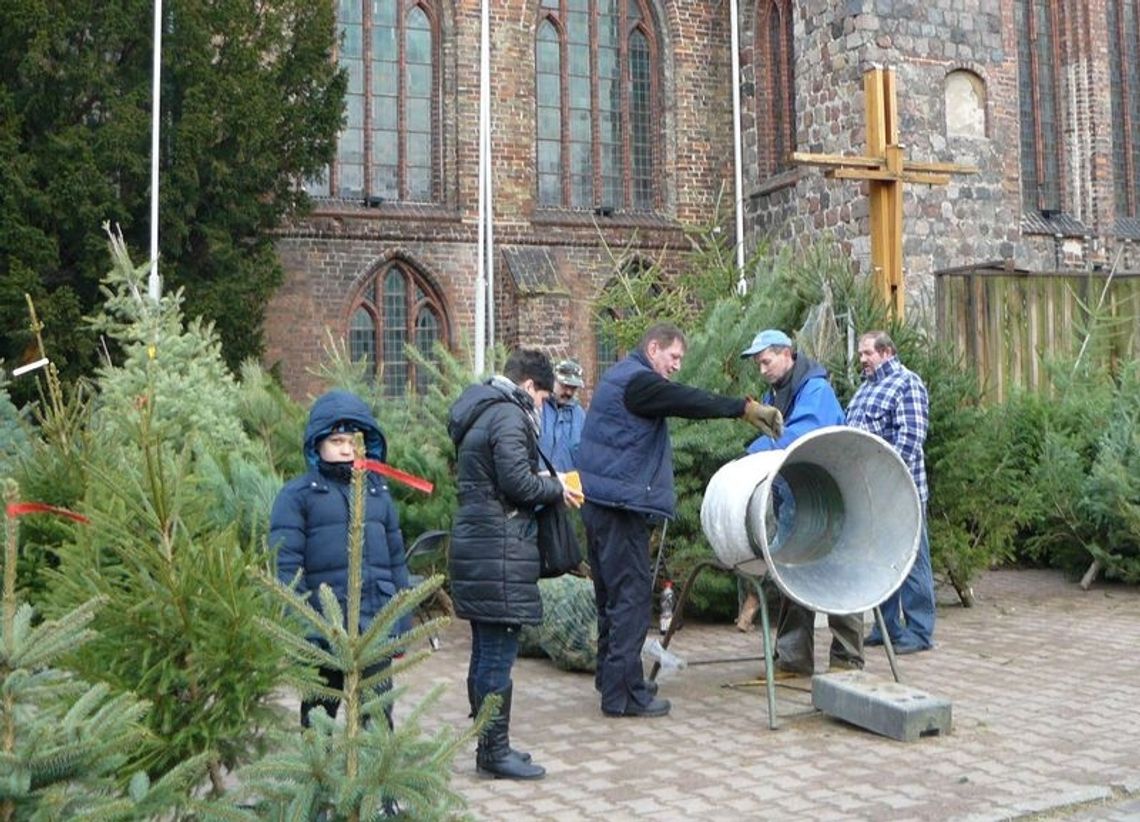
[791,67,977,317]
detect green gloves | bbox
[742,399,784,439]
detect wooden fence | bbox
[936,264,1140,403]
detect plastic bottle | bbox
[641,638,687,672]
[659,580,675,635]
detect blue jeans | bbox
[872,516,935,648]
[469,621,519,697]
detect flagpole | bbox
[729,0,747,295]
[485,55,495,355]
[148,0,163,301]
[474,0,489,374]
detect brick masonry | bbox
[266,0,1140,398]
[265,0,729,399]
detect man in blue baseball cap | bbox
[738,329,863,677]
[739,328,793,359]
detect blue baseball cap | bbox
[740,329,793,358]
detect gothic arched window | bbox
[306,1,440,204]
[1015,0,1063,213]
[594,307,621,382]
[593,259,659,381]
[755,0,794,177]
[1107,0,1140,217]
[535,0,659,212]
[349,262,449,396]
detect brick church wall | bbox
[264,0,735,400]
[266,0,1140,400]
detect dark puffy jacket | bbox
[447,378,564,625]
[269,390,411,638]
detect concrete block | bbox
[811,671,952,742]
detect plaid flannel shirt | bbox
[846,356,929,504]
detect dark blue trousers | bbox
[582,501,656,714]
[300,661,391,728]
[468,621,519,698]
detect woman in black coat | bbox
[447,349,575,780]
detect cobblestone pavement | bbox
[396,569,1140,821]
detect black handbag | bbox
[535,449,582,578]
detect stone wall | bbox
[739,0,1140,319]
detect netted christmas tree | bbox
[518,575,598,672]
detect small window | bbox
[755,0,795,177]
[593,259,659,380]
[595,307,621,381]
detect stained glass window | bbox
[348,262,448,396]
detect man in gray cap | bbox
[539,359,586,471]
[739,329,863,677]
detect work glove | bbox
[742,398,783,439]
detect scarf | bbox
[768,353,813,419]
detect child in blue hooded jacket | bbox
[269,389,412,726]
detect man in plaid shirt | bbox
[846,330,934,654]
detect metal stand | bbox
[406,530,449,651]
[648,560,903,730]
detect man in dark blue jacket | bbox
[269,390,411,727]
[577,322,783,719]
[740,329,863,676]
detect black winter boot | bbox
[474,685,544,780]
[468,678,531,763]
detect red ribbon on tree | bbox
[353,459,434,494]
[6,502,90,524]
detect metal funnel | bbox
[700,426,921,615]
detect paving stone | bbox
[385,569,1140,820]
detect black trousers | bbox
[581,501,657,714]
[300,662,392,728]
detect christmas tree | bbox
[244,433,484,820]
